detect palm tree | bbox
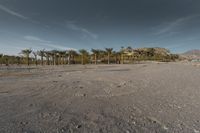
[105,48,113,64]
[113,51,121,64]
[57,51,66,65]
[91,49,99,64]
[37,49,45,65]
[71,50,78,64]
[120,47,125,64]
[21,49,32,66]
[0,54,3,65]
[79,49,89,65]
[99,50,106,63]
[57,51,61,65]
[64,52,69,65]
[51,50,59,65]
[16,56,21,65]
[3,55,9,66]
[125,46,134,62]
[44,51,51,65]
[126,46,132,52]
[32,52,38,66]
[47,51,54,65]
[67,50,77,64]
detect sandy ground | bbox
[0,62,200,133]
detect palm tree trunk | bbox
[115,55,117,64]
[108,53,110,64]
[68,56,70,65]
[72,55,76,64]
[95,54,97,65]
[47,55,50,65]
[54,54,56,65]
[61,56,64,65]
[51,56,54,65]
[5,58,9,66]
[121,54,124,64]
[41,56,44,65]
[81,55,84,65]
[59,55,61,65]
[35,56,37,66]
[27,55,30,66]
[0,57,2,66]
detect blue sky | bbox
[0,0,200,55]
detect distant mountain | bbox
[182,49,200,59]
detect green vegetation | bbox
[105,48,113,64]
[79,49,89,65]
[0,47,180,66]
[21,49,32,66]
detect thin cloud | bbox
[155,15,200,35]
[167,36,200,49]
[166,43,189,49]
[24,35,75,50]
[66,21,98,39]
[0,4,28,20]
[24,36,51,43]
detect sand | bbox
[0,62,200,133]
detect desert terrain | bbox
[0,62,200,133]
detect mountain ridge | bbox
[182,49,200,59]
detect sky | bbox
[0,0,200,55]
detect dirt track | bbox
[0,63,200,133]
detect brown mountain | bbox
[182,49,200,59]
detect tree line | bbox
[0,47,179,66]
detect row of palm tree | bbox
[0,47,179,66]
[20,48,117,66]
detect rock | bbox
[60,127,66,132]
[20,121,28,125]
[163,125,168,130]
[194,129,200,133]
[76,125,82,129]
[58,115,62,122]
[147,117,162,125]
[75,93,86,97]
[132,121,136,125]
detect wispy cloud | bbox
[155,15,200,35]
[166,36,200,49]
[24,36,51,43]
[166,43,189,49]
[0,4,28,20]
[24,35,75,50]
[66,21,98,39]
